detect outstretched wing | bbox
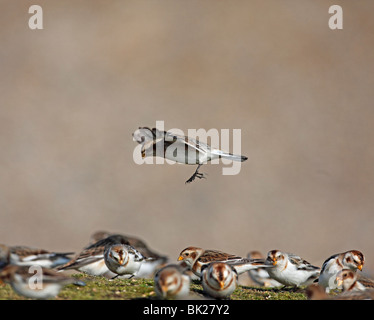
[133,127,210,164]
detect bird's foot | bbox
[185,171,206,184]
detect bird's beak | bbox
[219,281,225,289]
[272,260,277,266]
[178,256,183,261]
[161,285,168,295]
[336,278,343,287]
[358,264,363,271]
[119,258,124,265]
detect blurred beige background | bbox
[1,1,374,276]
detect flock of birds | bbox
[0,230,373,300]
[1,127,372,300]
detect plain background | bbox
[1,1,373,279]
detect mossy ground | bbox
[0,273,308,300]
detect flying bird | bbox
[133,127,248,183]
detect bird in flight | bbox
[133,127,248,183]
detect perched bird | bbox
[154,264,191,299]
[201,262,238,299]
[356,274,374,290]
[104,244,146,279]
[336,269,370,293]
[265,250,320,287]
[247,251,282,287]
[0,264,79,299]
[178,260,200,281]
[306,283,374,300]
[57,235,132,277]
[6,245,74,269]
[88,231,167,259]
[133,127,248,183]
[88,231,168,277]
[58,234,164,279]
[305,283,331,300]
[177,246,268,277]
[318,250,364,292]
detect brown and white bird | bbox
[177,246,267,277]
[0,265,80,299]
[104,244,146,279]
[154,264,191,299]
[305,283,331,300]
[7,245,74,269]
[201,262,238,299]
[335,269,373,293]
[306,283,374,300]
[58,233,166,279]
[88,231,168,277]
[57,235,132,277]
[318,250,365,292]
[247,251,282,287]
[265,250,320,287]
[133,127,248,183]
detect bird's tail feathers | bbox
[212,150,248,162]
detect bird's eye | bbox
[185,253,189,256]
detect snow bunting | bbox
[57,234,132,277]
[178,246,268,277]
[59,234,163,279]
[318,250,364,292]
[88,231,168,278]
[104,244,146,279]
[336,269,370,292]
[247,251,282,287]
[265,250,320,287]
[306,283,374,300]
[133,127,248,183]
[0,264,80,299]
[305,283,330,300]
[201,262,238,299]
[154,264,191,299]
[356,274,374,290]
[178,260,200,281]
[7,245,74,269]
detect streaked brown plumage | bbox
[178,246,267,277]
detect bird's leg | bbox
[110,274,119,280]
[185,164,206,184]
